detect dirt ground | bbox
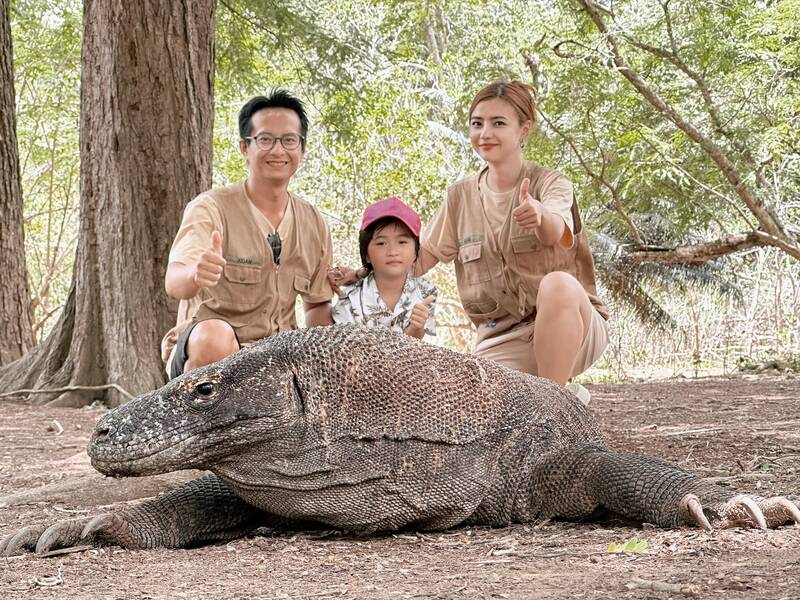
[1,374,799,599]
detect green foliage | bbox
[607,536,648,554]
[10,0,800,358]
[11,0,81,339]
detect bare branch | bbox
[552,39,607,63]
[624,231,800,264]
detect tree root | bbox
[0,383,134,402]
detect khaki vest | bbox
[161,184,327,361]
[450,164,608,343]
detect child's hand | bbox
[404,295,434,339]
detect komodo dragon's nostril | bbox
[94,424,110,439]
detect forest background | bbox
[2,0,799,407]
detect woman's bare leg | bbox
[533,271,594,385]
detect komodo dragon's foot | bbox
[0,513,138,556]
[680,493,800,531]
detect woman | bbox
[332,80,608,401]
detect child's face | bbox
[367,222,416,278]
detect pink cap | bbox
[360,197,421,237]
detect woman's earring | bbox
[520,141,525,148]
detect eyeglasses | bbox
[267,232,281,266]
[245,133,304,151]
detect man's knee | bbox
[536,272,582,308]
[186,319,239,366]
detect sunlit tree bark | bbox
[0,0,35,365]
[0,0,215,406]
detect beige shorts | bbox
[473,309,609,377]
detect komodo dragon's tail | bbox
[532,445,800,530]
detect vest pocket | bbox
[223,264,263,284]
[511,235,538,253]
[512,233,565,272]
[218,264,263,307]
[463,300,504,321]
[458,241,490,284]
[293,274,311,295]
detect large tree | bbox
[0,0,216,406]
[0,0,35,365]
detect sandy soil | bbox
[1,374,799,599]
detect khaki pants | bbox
[474,309,609,377]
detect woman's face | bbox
[469,97,530,164]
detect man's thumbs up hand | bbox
[512,177,542,229]
[211,230,223,255]
[193,230,226,289]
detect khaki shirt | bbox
[161,183,333,362]
[421,161,608,344]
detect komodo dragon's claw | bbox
[681,493,800,530]
[732,495,768,529]
[682,495,712,532]
[0,514,114,557]
[761,497,800,526]
[35,516,95,555]
[0,524,48,557]
[79,514,129,545]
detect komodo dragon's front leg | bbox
[1,474,294,556]
[532,445,800,530]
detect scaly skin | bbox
[2,325,798,556]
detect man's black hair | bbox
[358,217,420,274]
[239,90,308,150]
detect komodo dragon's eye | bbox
[195,382,214,396]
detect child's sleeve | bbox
[331,294,355,325]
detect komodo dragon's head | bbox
[88,344,305,477]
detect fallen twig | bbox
[625,576,700,596]
[49,420,64,435]
[662,427,717,437]
[53,506,91,514]
[37,545,94,558]
[0,384,134,402]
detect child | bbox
[332,197,437,338]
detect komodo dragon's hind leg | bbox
[532,446,800,530]
[2,474,296,556]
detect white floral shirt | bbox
[332,273,437,336]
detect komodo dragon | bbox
[3,325,799,556]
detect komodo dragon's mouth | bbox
[89,436,198,477]
[88,411,273,477]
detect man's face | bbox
[241,108,305,184]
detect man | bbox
[162,91,334,378]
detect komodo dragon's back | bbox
[2,325,798,556]
[266,324,604,447]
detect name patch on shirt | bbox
[226,257,262,267]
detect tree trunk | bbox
[0,0,35,365]
[0,0,215,406]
